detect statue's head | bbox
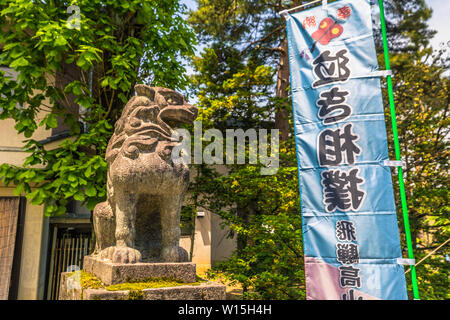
[106,85,198,163]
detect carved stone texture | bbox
[92,85,198,263]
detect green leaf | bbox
[52,160,62,171]
[30,189,45,205]
[85,199,97,210]
[118,92,128,103]
[10,56,29,68]
[73,191,85,202]
[84,165,93,178]
[72,85,83,96]
[44,204,56,216]
[67,173,77,182]
[24,170,36,179]
[54,35,67,46]
[100,78,109,88]
[44,113,58,129]
[14,183,24,196]
[55,205,66,216]
[85,184,97,197]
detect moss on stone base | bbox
[69,270,207,300]
[81,271,104,289]
[106,277,205,292]
[127,290,144,300]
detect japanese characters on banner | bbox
[285,0,408,300]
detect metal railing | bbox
[46,227,93,300]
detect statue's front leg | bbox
[160,194,188,262]
[92,201,115,255]
[112,192,142,263]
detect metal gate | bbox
[46,227,93,300]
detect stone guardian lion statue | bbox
[92,85,198,263]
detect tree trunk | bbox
[275,39,290,142]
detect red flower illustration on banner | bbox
[303,16,316,29]
[337,6,352,20]
[311,17,343,45]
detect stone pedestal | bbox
[59,256,226,300]
[83,256,197,285]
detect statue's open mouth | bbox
[159,105,198,125]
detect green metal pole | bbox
[377,0,420,300]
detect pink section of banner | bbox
[305,257,379,300]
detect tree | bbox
[200,146,305,299]
[384,47,449,300]
[0,0,195,215]
[375,0,435,54]
[187,0,305,299]
[187,0,447,299]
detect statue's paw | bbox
[99,246,115,260]
[112,247,142,264]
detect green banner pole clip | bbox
[377,0,420,300]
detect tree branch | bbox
[240,25,286,55]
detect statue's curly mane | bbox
[105,86,190,164]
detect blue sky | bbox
[425,0,450,49]
[181,0,449,50]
